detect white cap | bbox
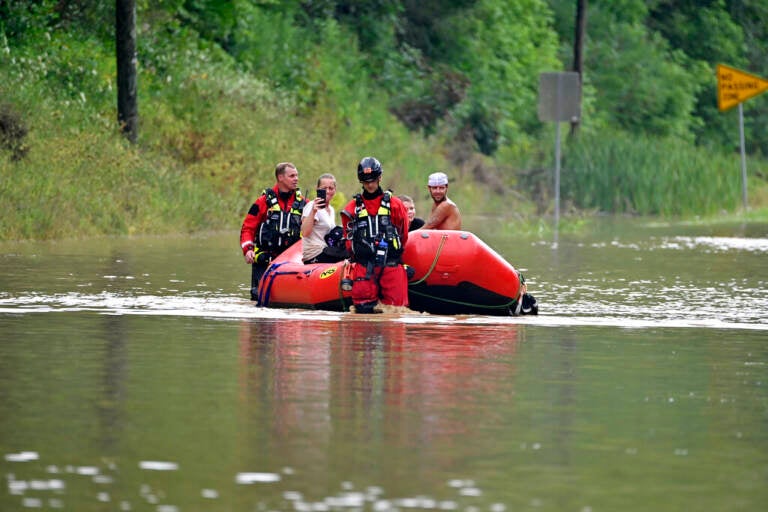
[428,172,448,186]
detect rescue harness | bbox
[256,188,305,255]
[345,190,403,267]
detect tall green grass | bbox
[0,31,230,240]
[562,132,744,216]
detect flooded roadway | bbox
[1,218,767,511]
[1,220,766,328]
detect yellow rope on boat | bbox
[408,234,448,286]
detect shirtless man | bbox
[420,172,462,230]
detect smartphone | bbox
[316,188,327,208]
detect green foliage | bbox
[2,0,767,242]
[177,0,237,48]
[0,0,114,42]
[547,0,768,155]
[228,3,312,89]
[420,0,562,154]
[396,0,477,59]
[644,1,750,150]
[297,0,403,57]
[649,1,745,64]
[583,6,706,140]
[384,49,470,136]
[0,28,116,117]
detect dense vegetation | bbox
[1,0,767,241]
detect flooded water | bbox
[1,218,767,511]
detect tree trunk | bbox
[116,0,138,143]
[571,0,587,136]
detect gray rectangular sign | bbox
[538,72,581,122]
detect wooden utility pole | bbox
[571,0,587,136]
[116,0,138,143]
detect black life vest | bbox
[256,188,305,253]
[347,191,403,264]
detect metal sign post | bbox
[716,64,768,211]
[538,72,581,246]
[739,103,748,209]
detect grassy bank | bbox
[1,18,767,242]
[0,26,468,240]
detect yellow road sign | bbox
[717,64,768,111]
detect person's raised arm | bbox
[301,202,317,238]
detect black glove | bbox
[521,293,538,315]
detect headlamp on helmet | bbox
[357,156,382,182]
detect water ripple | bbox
[0,288,766,330]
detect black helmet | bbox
[357,156,382,182]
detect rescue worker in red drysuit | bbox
[240,162,305,301]
[341,157,410,313]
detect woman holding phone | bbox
[301,173,344,264]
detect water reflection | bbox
[98,250,129,454]
[2,317,526,511]
[236,319,522,485]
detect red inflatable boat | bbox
[255,229,526,316]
